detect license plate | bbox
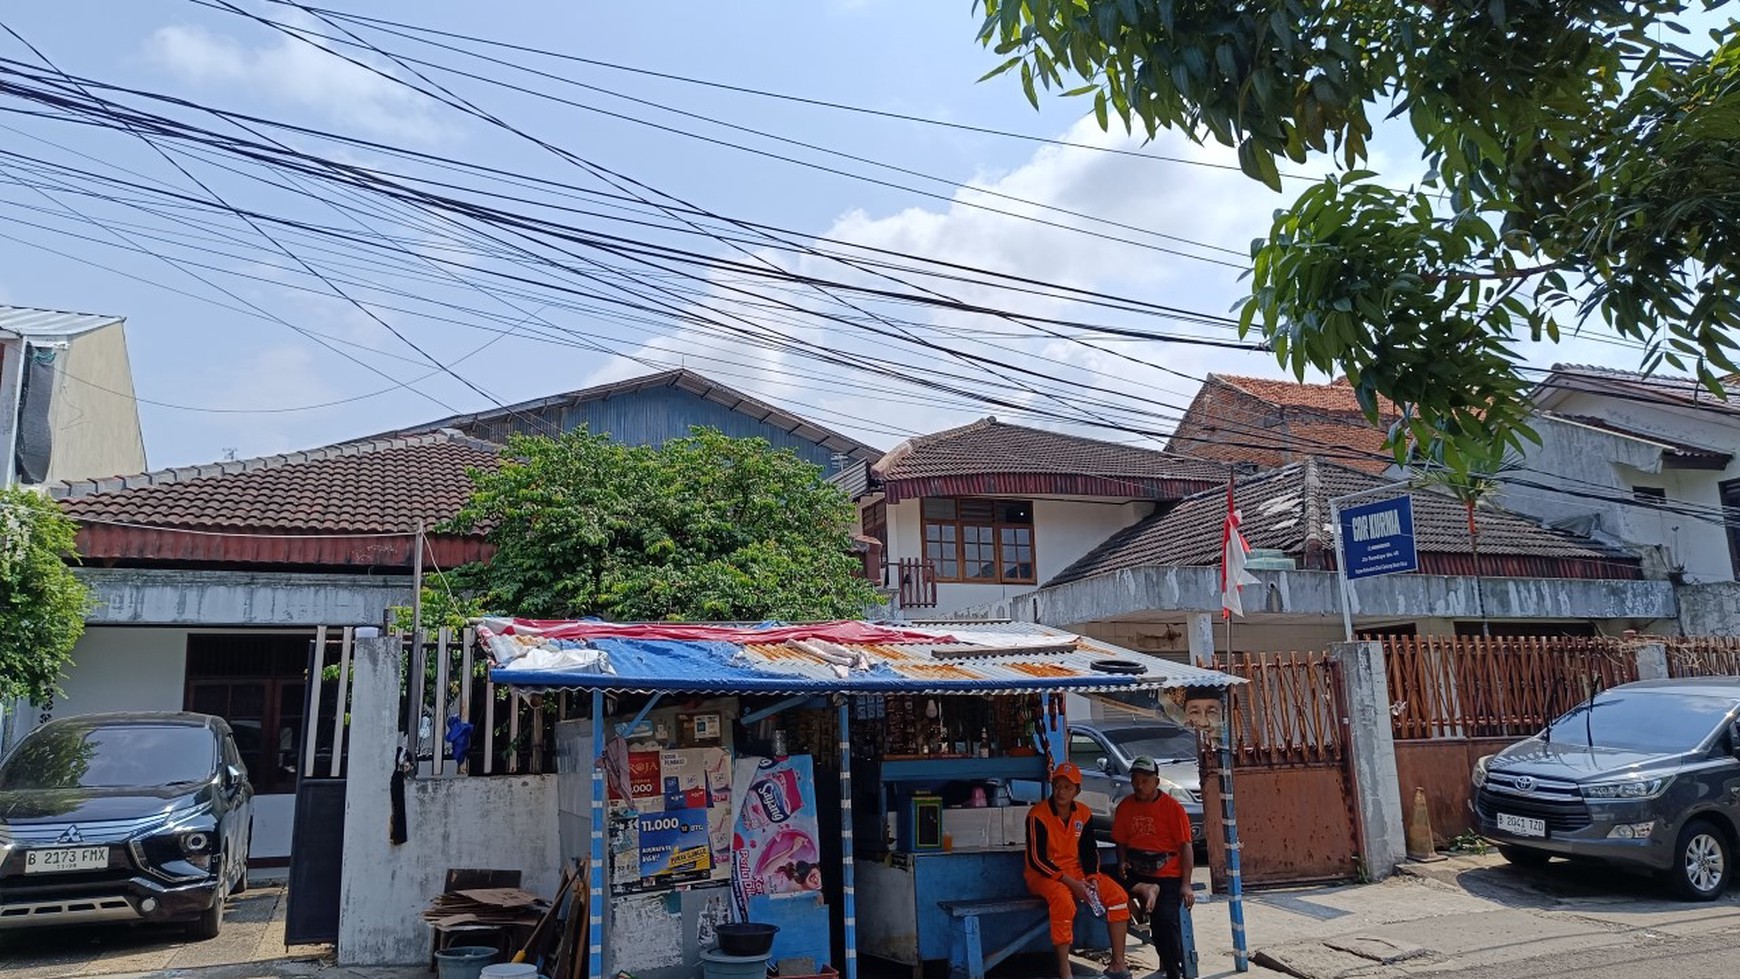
[1496,813,1547,838]
[24,846,109,874]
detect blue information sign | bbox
[1339,496,1419,580]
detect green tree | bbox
[1413,445,1522,634]
[447,427,878,621]
[0,489,92,706]
[977,1,1739,471]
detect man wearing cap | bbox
[1112,756,1195,979]
[1024,761,1131,979]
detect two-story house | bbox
[841,417,1227,617]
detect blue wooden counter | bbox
[857,847,1111,969]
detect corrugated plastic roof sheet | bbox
[0,305,123,338]
[488,620,1237,695]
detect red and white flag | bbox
[1220,479,1259,618]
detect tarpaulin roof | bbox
[482,619,1239,696]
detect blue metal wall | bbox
[465,385,854,469]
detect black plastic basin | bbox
[716,922,779,956]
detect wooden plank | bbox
[305,626,327,779]
[331,627,352,778]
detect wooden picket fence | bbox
[1213,651,1346,767]
[1382,634,1638,740]
[1664,636,1740,678]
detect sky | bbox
[0,1,1654,470]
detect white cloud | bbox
[570,117,1310,450]
[145,15,452,144]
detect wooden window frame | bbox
[920,497,1037,585]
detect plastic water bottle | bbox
[1085,879,1106,918]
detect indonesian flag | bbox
[1220,479,1259,618]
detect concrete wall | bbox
[956,566,1678,631]
[79,568,411,626]
[1678,582,1740,636]
[1508,398,1740,584]
[49,323,146,483]
[885,496,1153,616]
[339,637,560,966]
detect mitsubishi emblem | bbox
[1514,777,1535,793]
[55,824,83,844]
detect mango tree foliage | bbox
[0,489,92,707]
[447,428,878,622]
[978,0,1740,470]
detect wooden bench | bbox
[938,894,1199,979]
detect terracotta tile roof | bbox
[1213,374,1399,418]
[53,430,501,534]
[872,418,1228,502]
[1047,458,1640,587]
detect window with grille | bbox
[921,497,1036,584]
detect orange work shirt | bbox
[1025,799,1096,881]
[1111,793,1191,878]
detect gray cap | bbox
[1129,756,1160,774]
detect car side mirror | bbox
[1096,756,1110,774]
[224,765,244,793]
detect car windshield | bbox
[1546,692,1736,753]
[0,724,216,790]
[1104,728,1198,763]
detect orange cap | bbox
[1050,761,1083,785]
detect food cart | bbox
[480,618,1243,979]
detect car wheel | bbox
[1670,819,1731,901]
[189,894,223,940]
[1497,845,1551,868]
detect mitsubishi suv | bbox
[0,712,253,937]
[1473,678,1740,900]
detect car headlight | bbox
[1157,779,1195,805]
[1472,755,1493,789]
[1582,776,1672,800]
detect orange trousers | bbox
[1023,871,1129,946]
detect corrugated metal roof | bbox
[0,305,123,338]
[488,620,1238,695]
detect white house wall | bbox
[886,496,1154,616]
[1512,392,1740,584]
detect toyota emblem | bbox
[1514,776,1535,793]
[55,824,83,844]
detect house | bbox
[1502,364,1740,635]
[0,305,145,484]
[953,458,1676,660]
[840,416,1228,616]
[1166,373,1398,475]
[36,369,882,862]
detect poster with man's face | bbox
[1159,685,1227,743]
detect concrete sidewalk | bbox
[1181,852,1740,979]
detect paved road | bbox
[1448,929,1740,978]
[0,878,328,979]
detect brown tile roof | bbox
[1046,458,1640,587]
[54,430,501,534]
[873,417,1229,502]
[1214,374,1399,418]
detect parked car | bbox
[1473,677,1740,900]
[1010,719,1205,845]
[0,711,253,937]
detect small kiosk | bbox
[481,618,1241,979]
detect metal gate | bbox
[285,627,357,946]
[1203,652,1362,886]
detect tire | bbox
[189,895,223,941]
[1497,845,1551,868]
[1670,819,1731,901]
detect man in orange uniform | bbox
[1112,756,1195,979]
[1024,761,1131,979]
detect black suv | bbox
[0,712,253,937]
[1474,678,1740,900]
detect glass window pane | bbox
[922,498,957,520]
[998,501,1033,524]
